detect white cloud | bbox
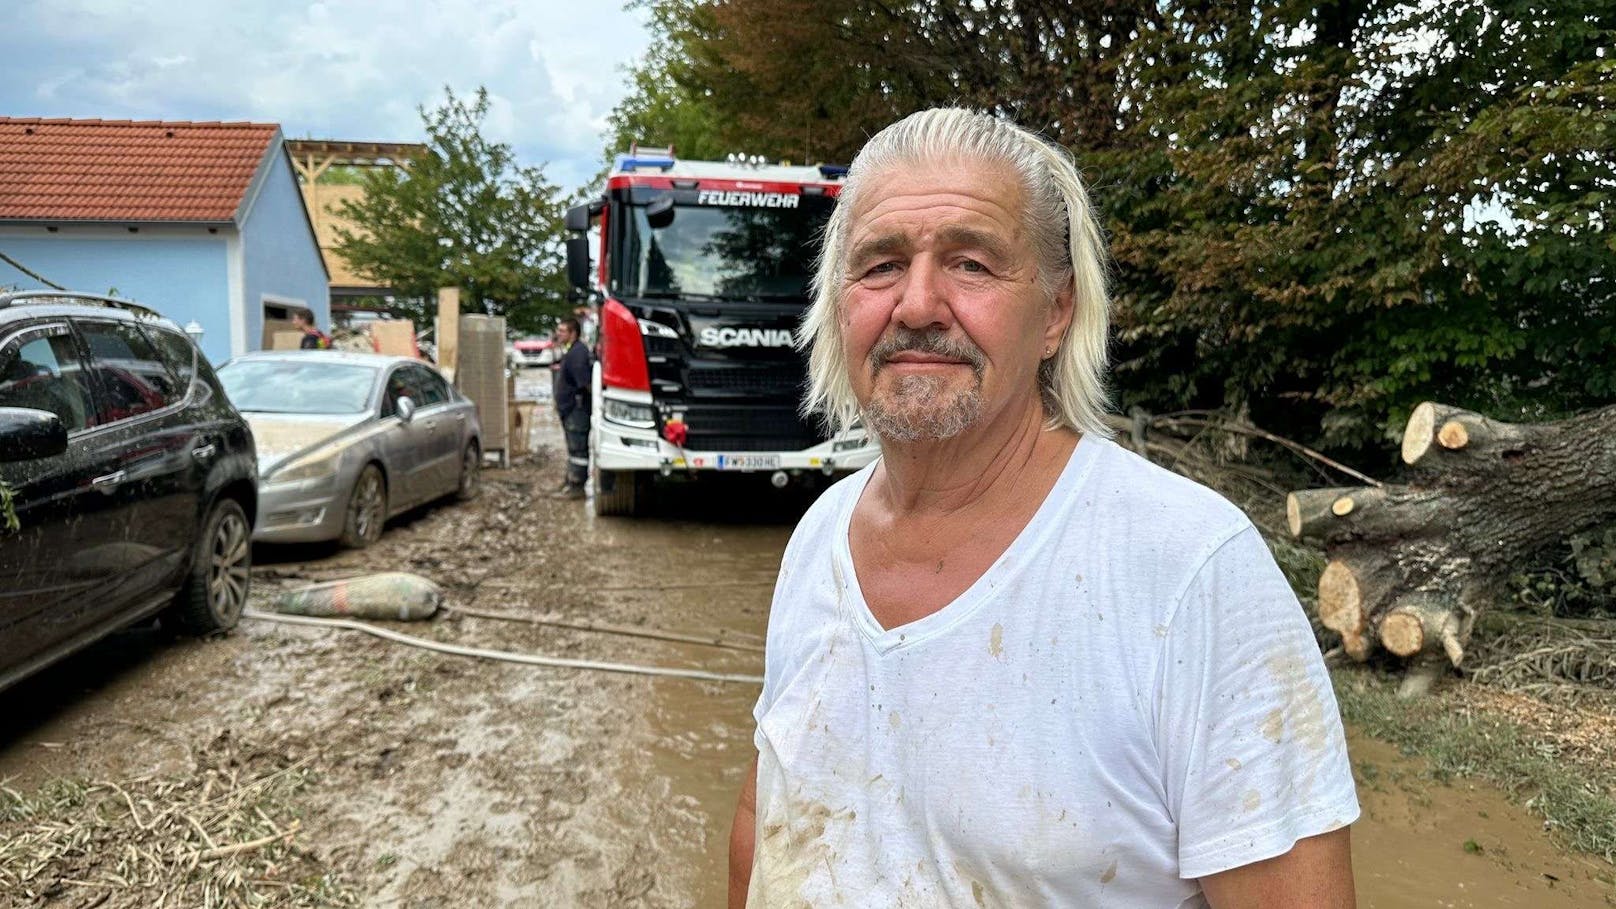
[3,0,652,190]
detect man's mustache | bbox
[868,329,986,376]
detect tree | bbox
[333,87,571,335]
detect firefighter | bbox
[550,317,592,499]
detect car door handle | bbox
[91,470,127,489]
[192,443,217,461]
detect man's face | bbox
[556,323,577,346]
[839,160,1072,443]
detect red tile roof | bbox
[0,118,280,223]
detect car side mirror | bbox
[0,407,68,462]
[396,396,417,423]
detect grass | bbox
[1332,666,1616,865]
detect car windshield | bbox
[616,193,835,300]
[217,360,377,414]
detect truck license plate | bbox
[716,454,780,471]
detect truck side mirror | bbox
[564,204,591,233]
[566,236,592,297]
[0,407,68,462]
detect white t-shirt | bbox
[750,435,1359,908]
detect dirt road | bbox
[0,414,1611,906]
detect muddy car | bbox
[0,291,257,693]
[217,351,481,548]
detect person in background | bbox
[550,318,592,500]
[729,108,1359,908]
[292,309,331,350]
[573,305,599,346]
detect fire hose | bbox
[242,609,764,686]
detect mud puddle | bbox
[0,402,1611,906]
[1347,730,1614,906]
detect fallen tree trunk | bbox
[1288,402,1616,691]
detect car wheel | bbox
[340,464,387,549]
[455,441,480,501]
[170,497,251,634]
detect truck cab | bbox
[565,148,880,515]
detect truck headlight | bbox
[603,398,656,428]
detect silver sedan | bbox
[217,351,482,547]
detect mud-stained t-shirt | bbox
[749,434,1360,908]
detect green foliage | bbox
[332,87,572,335]
[615,0,1616,458]
[1572,526,1616,588]
[605,37,727,162]
[1513,522,1616,618]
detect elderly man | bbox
[729,109,1359,907]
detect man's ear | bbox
[1043,277,1075,352]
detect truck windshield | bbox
[617,195,836,300]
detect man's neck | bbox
[873,398,1076,517]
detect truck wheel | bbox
[170,497,251,634]
[593,469,645,517]
[341,464,387,548]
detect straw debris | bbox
[0,731,355,908]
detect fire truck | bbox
[563,147,880,516]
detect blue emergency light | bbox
[617,152,676,172]
[817,164,850,179]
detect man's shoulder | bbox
[782,464,869,554]
[1079,436,1252,547]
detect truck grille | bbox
[686,365,805,397]
[681,404,825,452]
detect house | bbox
[0,118,329,363]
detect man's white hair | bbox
[798,107,1113,439]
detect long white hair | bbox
[798,108,1113,438]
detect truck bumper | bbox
[593,415,880,474]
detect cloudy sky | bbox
[3,0,653,190]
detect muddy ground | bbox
[1,410,1613,906]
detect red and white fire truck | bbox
[563,147,880,516]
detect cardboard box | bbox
[270,330,305,350]
[371,320,418,358]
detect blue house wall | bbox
[240,151,329,345]
[0,230,235,363]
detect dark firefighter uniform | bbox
[552,337,593,493]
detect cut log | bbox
[1401,401,1529,468]
[1287,486,1445,547]
[1316,561,1364,636]
[1378,596,1469,666]
[1292,402,1616,689]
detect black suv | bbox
[0,291,257,693]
